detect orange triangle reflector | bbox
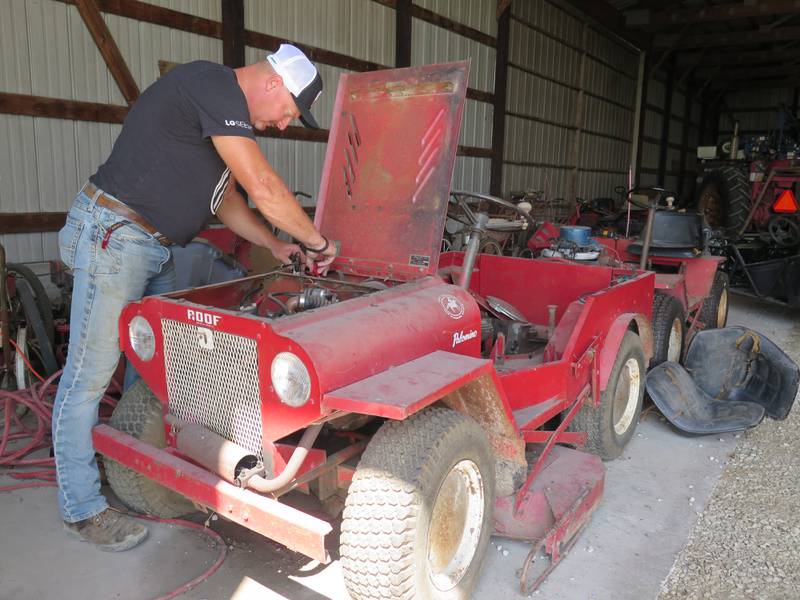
[773,189,799,213]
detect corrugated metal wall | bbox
[717,87,795,143]
[504,0,639,210]
[2,0,683,264]
[245,0,395,207]
[246,0,499,202]
[0,0,222,262]
[412,0,495,193]
[2,0,498,263]
[639,71,703,202]
[246,0,498,203]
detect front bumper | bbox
[93,424,332,563]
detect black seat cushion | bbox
[628,211,703,257]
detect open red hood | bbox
[314,61,470,280]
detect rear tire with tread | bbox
[651,293,686,367]
[105,380,196,517]
[696,166,750,235]
[340,406,495,600]
[7,263,55,346]
[699,271,729,330]
[570,331,645,460]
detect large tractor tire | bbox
[696,165,751,235]
[571,331,645,460]
[5,263,58,386]
[699,271,730,330]
[650,293,686,367]
[340,407,495,600]
[7,263,55,346]
[105,380,196,517]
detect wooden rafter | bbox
[564,0,651,50]
[497,0,512,18]
[490,7,510,195]
[628,1,800,29]
[74,0,139,105]
[677,48,800,67]
[696,64,800,81]
[654,24,800,50]
[0,92,489,158]
[713,76,800,92]
[372,0,497,47]
[0,92,128,124]
[0,213,71,235]
[630,0,686,10]
[675,49,707,86]
[657,57,675,188]
[221,0,245,68]
[244,30,388,73]
[395,0,412,67]
[55,0,495,105]
[55,0,222,37]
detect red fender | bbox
[598,312,653,393]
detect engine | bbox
[541,225,602,261]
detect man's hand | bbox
[305,243,337,276]
[269,239,303,264]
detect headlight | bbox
[271,352,311,407]
[128,316,155,361]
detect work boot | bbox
[63,508,148,552]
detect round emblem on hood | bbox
[438,294,465,320]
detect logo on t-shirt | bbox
[225,119,253,130]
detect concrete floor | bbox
[0,294,793,600]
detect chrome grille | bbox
[161,318,263,460]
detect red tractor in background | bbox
[695,115,800,307]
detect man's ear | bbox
[265,74,283,93]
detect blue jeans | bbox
[52,186,176,523]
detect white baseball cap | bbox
[267,44,323,129]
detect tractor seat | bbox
[627,211,704,258]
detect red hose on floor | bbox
[1,369,227,599]
[0,371,62,487]
[0,368,116,489]
[137,514,228,600]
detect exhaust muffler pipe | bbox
[169,416,323,493]
[174,422,258,484]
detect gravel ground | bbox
[658,295,800,600]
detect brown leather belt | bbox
[83,183,173,246]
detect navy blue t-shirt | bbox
[90,61,256,245]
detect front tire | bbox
[340,407,495,600]
[571,331,645,460]
[105,380,196,517]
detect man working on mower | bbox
[53,44,336,552]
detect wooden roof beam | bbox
[654,24,800,49]
[676,47,800,67]
[563,0,651,51]
[703,64,800,81]
[628,1,800,29]
[695,63,800,80]
[74,0,139,105]
[712,76,800,91]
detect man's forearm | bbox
[211,136,324,248]
[249,184,324,248]
[216,189,278,248]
